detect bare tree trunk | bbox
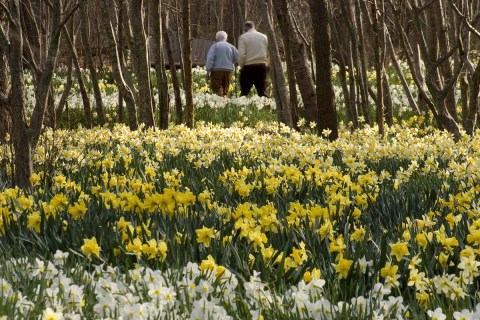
[64,28,93,129]
[8,2,33,189]
[81,4,106,125]
[273,0,317,124]
[272,0,298,128]
[353,0,371,124]
[464,66,480,134]
[2,0,81,188]
[0,24,11,146]
[259,0,292,126]
[129,0,155,127]
[371,0,385,136]
[310,0,338,140]
[100,0,138,130]
[383,72,393,126]
[163,9,183,124]
[182,0,194,128]
[434,0,459,123]
[55,53,73,126]
[387,35,420,115]
[151,0,170,129]
[336,0,360,127]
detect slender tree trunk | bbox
[163,9,183,124]
[337,0,359,127]
[371,0,385,136]
[129,0,155,127]
[434,0,459,123]
[182,0,194,128]
[464,65,480,134]
[81,5,106,125]
[64,29,93,129]
[260,0,292,126]
[151,0,170,129]
[355,0,371,124]
[0,27,11,145]
[387,35,420,115]
[331,17,355,127]
[273,0,317,123]
[272,1,298,128]
[100,0,138,130]
[9,3,33,189]
[55,53,74,126]
[6,0,69,188]
[383,72,393,126]
[310,0,338,140]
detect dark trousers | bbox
[210,70,233,97]
[239,64,269,97]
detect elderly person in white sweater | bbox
[205,31,239,97]
[238,21,269,97]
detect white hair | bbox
[215,31,228,41]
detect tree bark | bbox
[100,0,138,130]
[55,52,74,126]
[151,0,170,129]
[310,0,338,140]
[3,0,89,188]
[81,4,106,126]
[129,0,155,127]
[162,9,183,124]
[182,0,194,128]
[387,35,420,115]
[371,0,385,136]
[259,0,292,127]
[272,0,299,128]
[273,0,317,123]
[64,28,93,129]
[0,19,11,145]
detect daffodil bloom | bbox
[248,227,268,249]
[332,258,353,279]
[199,254,216,271]
[350,226,366,242]
[303,268,321,284]
[380,262,398,278]
[67,201,88,220]
[29,173,41,185]
[27,211,42,233]
[196,226,216,248]
[427,308,447,320]
[389,241,409,261]
[42,307,63,320]
[81,237,101,259]
[126,238,143,257]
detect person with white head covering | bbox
[205,31,239,96]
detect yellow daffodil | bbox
[332,258,353,279]
[81,237,101,259]
[196,226,216,248]
[389,241,409,262]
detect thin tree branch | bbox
[410,0,434,13]
[0,2,16,25]
[432,43,459,70]
[290,11,310,48]
[449,0,480,39]
[0,23,9,49]
[0,93,7,105]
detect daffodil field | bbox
[2,67,480,320]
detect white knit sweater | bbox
[238,29,269,67]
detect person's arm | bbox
[205,44,216,72]
[232,45,239,65]
[238,36,246,67]
[264,34,270,65]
